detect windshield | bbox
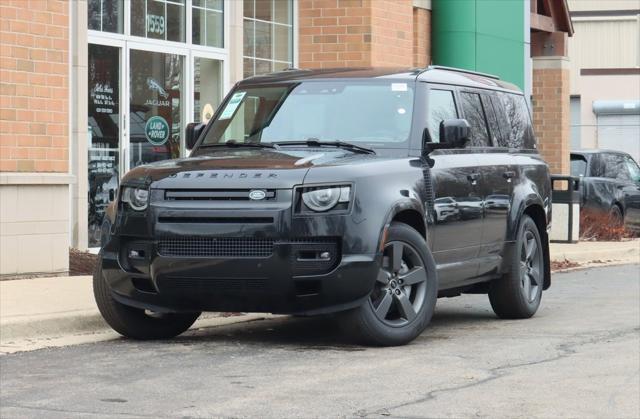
[201,81,415,148]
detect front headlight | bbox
[302,186,351,212]
[121,186,149,211]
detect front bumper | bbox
[101,187,382,315]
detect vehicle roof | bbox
[571,149,632,156]
[238,67,523,93]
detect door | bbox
[128,47,185,170]
[426,86,483,287]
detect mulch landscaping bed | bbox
[69,248,98,276]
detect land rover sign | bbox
[145,116,169,146]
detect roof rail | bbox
[427,65,500,80]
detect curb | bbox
[0,311,273,348]
[550,240,639,265]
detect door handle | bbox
[503,171,516,180]
[467,173,480,185]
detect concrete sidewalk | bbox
[1,239,638,353]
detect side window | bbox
[482,94,500,146]
[497,92,536,149]
[570,154,588,177]
[603,154,630,180]
[589,154,605,177]
[460,92,490,147]
[426,89,457,143]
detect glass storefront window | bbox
[193,57,222,124]
[243,0,293,77]
[192,0,224,48]
[88,44,121,247]
[88,0,124,33]
[131,0,186,42]
[129,50,183,168]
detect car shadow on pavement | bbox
[152,301,501,350]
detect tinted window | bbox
[570,154,587,177]
[603,154,630,181]
[497,92,536,149]
[460,92,490,147]
[482,94,500,146]
[426,89,457,143]
[589,154,605,177]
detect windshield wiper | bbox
[275,138,376,155]
[199,140,279,150]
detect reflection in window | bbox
[243,0,294,77]
[193,57,222,123]
[460,92,490,147]
[192,0,224,48]
[131,0,186,42]
[427,90,457,143]
[497,92,536,149]
[88,0,124,33]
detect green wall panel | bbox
[432,0,526,90]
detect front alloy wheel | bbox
[340,222,437,346]
[370,241,428,326]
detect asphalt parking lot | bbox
[1,264,639,418]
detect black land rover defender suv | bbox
[94,66,552,346]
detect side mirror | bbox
[186,122,206,150]
[440,119,471,148]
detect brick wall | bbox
[298,0,418,69]
[0,0,69,173]
[413,7,431,67]
[532,59,571,175]
[370,0,413,66]
[298,0,373,68]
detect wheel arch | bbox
[377,200,428,254]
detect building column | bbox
[297,0,414,69]
[70,0,88,250]
[531,56,571,175]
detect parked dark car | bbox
[571,150,640,231]
[94,66,552,346]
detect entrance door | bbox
[128,48,185,170]
[87,40,225,247]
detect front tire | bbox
[93,260,200,340]
[340,222,437,346]
[489,215,544,319]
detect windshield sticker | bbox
[391,83,408,92]
[219,92,247,120]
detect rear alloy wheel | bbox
[341,222,437,346]
[489,215,544,319]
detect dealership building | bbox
[0,0,574,276]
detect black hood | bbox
[121,148,389,190]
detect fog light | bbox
[320,251,331,260]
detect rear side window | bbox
[426,89,457,143]
[570,154,587,177]
[460,92,490,147]
[496,92,536,149]
[589,154,605,177]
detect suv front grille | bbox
[157,237,274,258]
[164,189,276,201]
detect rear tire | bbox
[340,222,437,346]
[489,215,544,319]
[93,260,200,340]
